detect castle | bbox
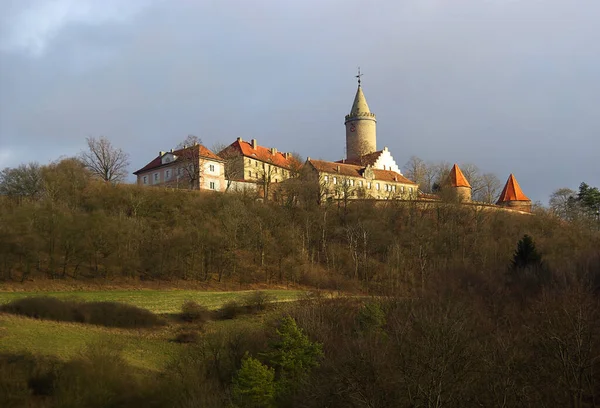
[133,74,532,212]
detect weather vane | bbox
[356,67,363,86]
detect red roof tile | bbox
[218,139,300,169]
[133,144,223,175]
[448,164,471,188]
[497,174,530,203]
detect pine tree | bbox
[232,356,276,408]
[511,234,543,270]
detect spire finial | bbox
[356,67,363,86]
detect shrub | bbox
[219,300,242,320]
[173,330,200,344]
[0,296,79,322]
[356,301,386,333]
[181,300,210,323]
[243,291,276,312]
[0,297,164,328]
[78,301,165,328]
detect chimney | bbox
[271,147,277,155]
[384,146,388,151]
[170,148,173,153]
[251,139,257,149]
[285,152,291,159]
[183,145,187,149]
[237,137,243,142]
[307,156,311,161]
[159,151,165,156]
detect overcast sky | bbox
[1,0,598,203]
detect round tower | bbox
[345,73,376,160]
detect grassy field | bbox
[0,289,303,313]
[0,289,303,371]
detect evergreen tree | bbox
[507,234,551,294]
[232,355,276,408]
[511,234,543,270]
[266,316,323,400]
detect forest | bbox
[1,157,600,407]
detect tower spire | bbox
[355,67,363,87]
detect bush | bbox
[181,300,210,323]
[219,300,242,320]
[1,297,164,328]
[173,330,200,344]
[0,296,79,322]
[243,291,276,312]
[79,301,165,328]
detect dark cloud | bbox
[1,0,598,203]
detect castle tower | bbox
[446,164,472,201]
[345,70,377,160]
[497,174,532,212]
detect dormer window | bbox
[161,153,177,165]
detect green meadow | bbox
[0,289,302,313]
[0,289,303,371]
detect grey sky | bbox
[1,0,598,204]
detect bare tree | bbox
[403,156,428,187]
[549,188,578,220]
[0,162,44,199]
[80,136,129,183]
[177,135,204,190]
[213,142,245,192]
[474,172,502,203]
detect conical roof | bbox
[448,164,471,188]
[497,174,530,203]
[350,86,371,115]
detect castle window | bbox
[376,183,380,191]
[333,177,337,185]
[350,179,355,186]
[324,175,329,183]
[209,164,215,172]
[367,182,372,189]
[409,187,413,193]
[359,180,363,187]
[210,182,216,190]
[393,185,396,192]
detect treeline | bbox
[1,158,599,292]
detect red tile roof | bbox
[448,164,471,188]
[133,144,223,175]
[497,174,530,203]
[308,159,417,185]
[218,139,300,169]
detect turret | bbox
[446,164,472,201]
[497,174,531,212]
[345,69,376,160]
